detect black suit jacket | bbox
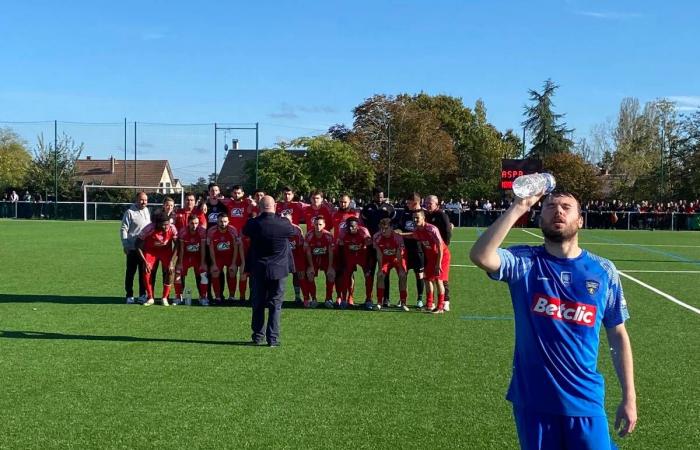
[243,212,295,280]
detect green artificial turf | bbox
[0,221,698,449]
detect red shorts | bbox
[345,256,369,275]
[213,252,234,271]
[179,257,201,275]
[380,256,406,275]
[144,250,174,268]
[234,236,250,267]
[424,246,450,281]
[311,256,330,274]
[293,250,306,272]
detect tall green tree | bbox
[522,79,574,159]
[294,135,375,199]
[26,133,83,200]
[0,128,32,192]
[674,110,700,200]
[244,147,310,197]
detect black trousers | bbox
[250,275,286,345]
[124,249,146,298]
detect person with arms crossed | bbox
[120,192,151,304]
[243,195,296,347]
[425,195,453,311]
[281,210,309,305]
[174,214,208,306]
[394,192,426,309]
[222,185,255,303]
[276,186,307,302]
[337,217,373,309]
[401,210,449,313]
[469,190,636,449]
[372,218,409,311]
[304,215,335,308]
[136,210,178,306]
[207,213,242,305]
[174,192,206,231]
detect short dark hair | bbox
[411,210,426,219]
[346,216,359,226]
[372,187,384,196]
[152,210,169,225]
[310,189,324,198]
[543,191,582,215]
[163,196,174,204]
[217,212,228,220]
[407,192,421,202]
[230,184,243,192]
[313,215,325,223]
[208,182,219,190]
[282,186,294,193]
[184,192,196,199]
[188,214,199,222]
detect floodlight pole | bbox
[214,123,259,187]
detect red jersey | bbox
[338,225,371,258]
[174,207,206,232]
[303,204,334,233]
[222,197,254,231]
[373,231,405,260]
[276,201,306,225]
[138,223,178,253]
[305,229,335,258]
[207,225,239,256]
[179,226,206,261]
[413,223,445,255]
[332,209,360,238]
[288,224,306,256]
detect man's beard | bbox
[541,221,579,243]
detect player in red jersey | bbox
[276,187,307,302]
[337,217,372,309]
[304,215,335,308]
[331,194,360,304]
[207,213,242,304]
[372,218,409,311]
[136,210,178,306]
[175,192,207,232]
[249,189,265,218]
[174,214,208,305]
[303,190,334,234]
[403,210,449,313]
[222,185,255,302]
[276,186,306,225]
[281,210,309,304]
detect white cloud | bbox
[574,10,642,20]
[667,96,700,112]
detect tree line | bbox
[2,80,699,203]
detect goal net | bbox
[82,185,185,221]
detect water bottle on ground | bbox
[184,289,192,306]
[512,173,556,199]
[200,272,208,285]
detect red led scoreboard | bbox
[501,159,543,190]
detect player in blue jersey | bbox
[470,190,637,449]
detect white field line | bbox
[516,229,699,315]
[451,240,700,249]
[618,272,700,315]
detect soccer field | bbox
[1,221,698,449]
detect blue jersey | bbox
[489,245,629,417]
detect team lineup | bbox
[121,184,453,312]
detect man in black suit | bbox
[242,195,295,347]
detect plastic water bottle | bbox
[184,289,192,306]
[512,173,556,199]
[200,272,208,285]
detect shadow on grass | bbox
[0,330,259,346]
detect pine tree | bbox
[522,79,574,159]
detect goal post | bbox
[83,185,185,221]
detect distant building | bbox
[74,156,182,193]
[217,148,307,189]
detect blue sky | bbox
[2,0,698,183]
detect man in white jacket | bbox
[120,192,151,304]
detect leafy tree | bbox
[673,110,700,200]
[327,124,352,142]
[294,136,375,199]
[26,133,83,201]
[522,79,574,159]
[0,128,32,192]
[244,147,310,197]
[186,176,210,197]
[544,153,602,202]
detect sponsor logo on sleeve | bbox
[531,294,597,327]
